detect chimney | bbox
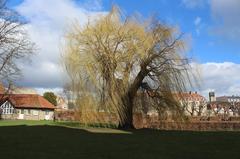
[189,91,192,94]
[195,91,197,94]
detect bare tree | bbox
[0,0,34,94]
[63,7,194,129]
[231,102,240,116]
[183,101,207,117]
[62,83,76,109]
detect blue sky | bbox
[101,0,240,63]
[5,0,240,96]
[8,0,240,63]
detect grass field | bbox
[0,120,240,159]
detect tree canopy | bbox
[63,6,194,129]
[43,92,57,106]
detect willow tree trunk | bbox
[117,67,148,129]
[118,93,135,129]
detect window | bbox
[45,110,49,115]
[20,109,24,114]
[26,109,31,115]
[33,110,39,116]
[0,102,14,115]
[24,109,31,115]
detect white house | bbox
[175,92,207,116]
[0,94,55,120]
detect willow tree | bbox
[63,7,192,129]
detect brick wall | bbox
[55,111,240,131]
[142,121,240,131]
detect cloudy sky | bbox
[7,0,240,97]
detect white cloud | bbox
[14,0,106,91]
[210,0,240,41]
[35,87,63,96]
[182,0,206,9]
[183,0,240,40]
[194,17,201,26]
[13,0,240,99]
[194,16,202,35]
[193,62,240,98]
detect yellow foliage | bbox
[63,6,195,126]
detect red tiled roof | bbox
[0,94,55,109]
[136,90,206,102]
[173,92,206,101]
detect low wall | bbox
[134,114,240,131]
[0,114,18,120]
[142,121,240,131]
[54,111,118,124]
[55,111,240,131]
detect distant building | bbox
[134,90,207,117]
[55,96,68,111]
[176,92,207,116]
[207,93,240,117]
[216,95,240,104]
[209,91,216,102]
[0,94,55,120]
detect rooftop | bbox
[0,94,55,109]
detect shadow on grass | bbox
[0,125,240,159]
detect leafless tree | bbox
[184,101,207,117]
[0,0,34,96]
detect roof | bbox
[216,96,240,101]
[208,101,231,105]
[173,92,206,101]
[136,90,206,102]
[0,94,55,109]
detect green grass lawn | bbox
[0,120,240,159]
[0,120,54,126]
